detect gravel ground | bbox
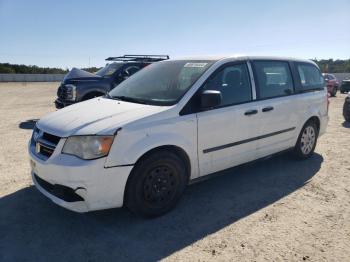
[0,82,349,262]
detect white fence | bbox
[0,74,65,82]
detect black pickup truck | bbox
[55,55,169,109]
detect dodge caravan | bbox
[29,56,328,217]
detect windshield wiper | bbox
[110,95,150,105]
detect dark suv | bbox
[55,55,169,109]
[340,78,350,94]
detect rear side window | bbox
[253,61,294,99]
[124,65,140,76]
[297,63,324,90]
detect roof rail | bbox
[105,55,169,62]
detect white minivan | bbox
[29,56,328,217]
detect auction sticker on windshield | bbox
[184,63,208,68]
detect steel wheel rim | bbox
[143,165,178,207]
[300,126,316,154]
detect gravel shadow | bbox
[19,119,38,130]
[0,153,323,262]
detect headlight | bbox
[62,136,114,160]
[65,84,76,101]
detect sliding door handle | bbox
[244,109,258,116]
[262,106,274,112]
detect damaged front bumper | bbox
[29,140,133,212]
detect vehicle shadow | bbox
[342,121,350,128]
[0,153,323,262]
[18,119,38,130]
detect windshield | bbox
[95,63,123,77]
[108,60,214,106]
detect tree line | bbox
[1,60,350,74]
[0,63,101,74]
[312,59,350,73]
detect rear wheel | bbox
[125,150,188,217]
[293,121,319,159]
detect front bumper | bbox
[54,98,75,109]
[29,139,133,212]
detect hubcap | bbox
[300,126,316,154]
[143,165,177,207]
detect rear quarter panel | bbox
[293,89,328,143]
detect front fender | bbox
[105,116,199,179]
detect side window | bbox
[296,63,324,90]
[253,61,294,99]
[202,63,252,106]
[124,66,140,76]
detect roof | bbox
[170,55,315,64]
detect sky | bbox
[0,0,349,69]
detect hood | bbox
[37,97,168,137]
[63,68,102,82]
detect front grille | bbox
[39,143,54,157]
[57,85,67,99]
[34,174,84,202]
[32,128,61,159]
[43,132,61,144]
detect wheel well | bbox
[123,145,191,206]
[134,145,191,179]
[82,91,104,100]
[306,116,320,131]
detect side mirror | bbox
[201,90,222,109]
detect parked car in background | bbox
[29,56,328,217]
[343,93,350,122]
[340,78,350,94]
[55,55,169,109]
[322,73,339,97]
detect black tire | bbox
[344,102,350,122]
[331,87,337,97]
[125,150,188,217]
[293,121,319,159]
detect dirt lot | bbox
[0,82,349,262]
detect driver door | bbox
[197,62,260,177]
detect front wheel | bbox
[293,121,319,159]
[125,151,188,217]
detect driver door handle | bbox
[262,106,274,112]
